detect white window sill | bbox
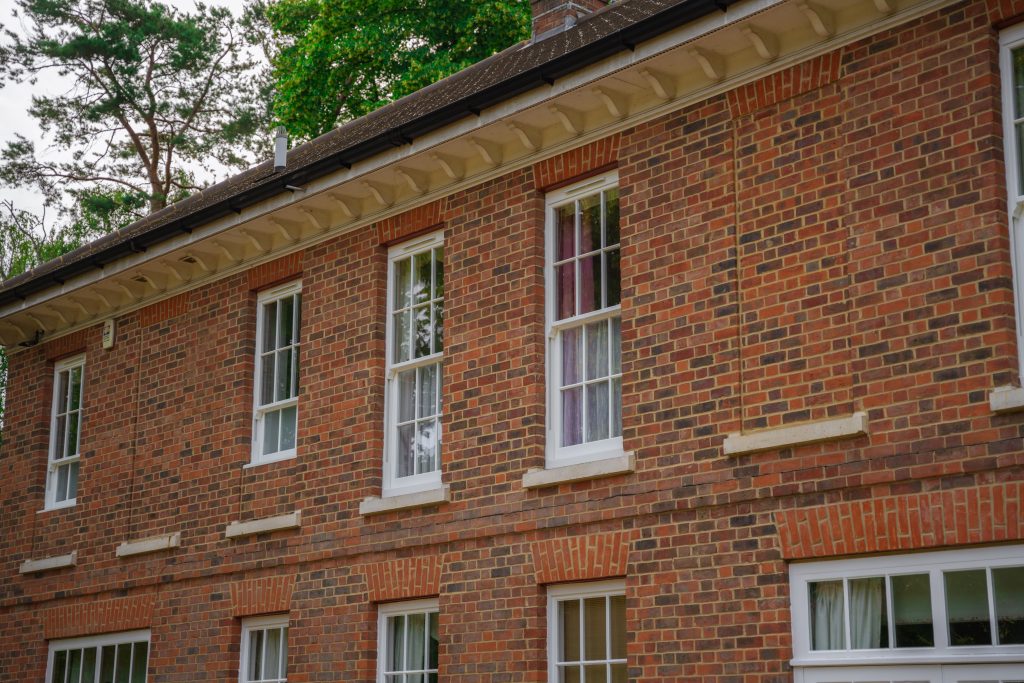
[989,385,1024,413]
[359,485,450,516]
[522,452,635,489]
[244,451,297,468]
[723,412,868,456]
[116,532,181,558]
[225,510,302,539]
[20,551,77,574]
[38,499,77,514]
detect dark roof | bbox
[0,0,736,306]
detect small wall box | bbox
[102,319,116,349]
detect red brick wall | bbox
[1,3,1022,681]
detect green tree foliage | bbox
[253,0,531,141]
[0,0,265,215]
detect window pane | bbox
[1016,121,1024,197]
[580,194,601,254]
[610,594,625,659]
[249,630,263,681]
[586,321,609,381]
[55,414,67,461]
[414,305,431,358]
[584,664,607,683]
[604,188,619,246]
[561,387,583,447]
[114,644,131,683]
[560,666,582,683]
[585,382,610,442]
[556,204,576,261]
[414,250,432,304]
[388,616,405,672]
[69,366,83,411]
[57,369,70,412]
[610,663,627,683]
[66,411,80,458]
[82,648,97,683]
[584,597,606,661]
[994,566,1024,644]
[428,612,439,670]
[408,613,426,670]
[262,301,278,352]
[559,599,581,663]
[260,353,275,406]
[275,348,293,401]
[433,247,444,299]
[130,642,147,683]
[810,580,845,650]
[395,257,412,310]
[278,295,294,348]
[264,628,281,681]
[578,254,602,315]
[56,464,70,503]
[397,369,416,423]
[280,628,288,678]
[417,364,437,419]
[946,569,992,646]
[68,649,82,683]
[432,301,443,354]
[67,461,79,501]
[562,328,582,386]
[279,405,297,452]
[605,250,621,308]
[100,646,115,683]
[396,423,415,478]
[1014,47,1024,118]
[892,573,933,647]
[610,317,621,375]
[849,577,888,649]
[52,650,67,683]
[262,410,280,456]
[610,378,622,438]
[556,263,576,320]
[394,311,411,363]
[416,419,437,475]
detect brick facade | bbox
[2,2,1023,681]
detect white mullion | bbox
[886,576,896,649]
[279,626,287,681]
[402,613,410,674]
[406,257,415,362]
[843,579,852,650]
[127,643,135,683]
[549,305,622,336]
[578,598,586,670]
[986,567,998,645]
[605,594,612,676]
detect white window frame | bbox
[46,629,150,683]
[383,231,444,497]
[1001,25,1024,380]
[545,172,624,468]
[252,281,302,465]
[546,578,627,683]
[790,545,1024,668]
[377,598,440,682]
[45,353,85,510]
[239,614,289,683]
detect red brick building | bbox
[1,0,1023,680]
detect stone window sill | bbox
[20,551,77,574]
[359,486,450,516]
[116,532,181,558]
[522,452,635,489]
[723,412,868,456]
[989,385,1024,414]
[225,510,302,539]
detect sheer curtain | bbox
[812,581,845,650]
[850,578,885,649]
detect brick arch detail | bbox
[376,199,447,246]
[248,252,304,291]
[230,575,295,617]
[532,530,639,585]
[727,51,843,118]
[774,482,1024,560]
[365,556,443,603]
[532,135,621,192]
[43,594,156,640]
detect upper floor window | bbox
[1000,26,1024,377]
[47,630,149,683]
[46,354,84,509]
[240,616,288,683]
[790,545,1024,669]
[546,173,622,467]
[253,282,301,464]
[547,579,627,683]
[384,232,444,496]
[377,599,439,683]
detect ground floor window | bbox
[795,664,1024,683]
[240,616,288,683]
[47,630,149,683]
[377,598,439,683]
[547,579,627,683]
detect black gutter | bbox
[0,0,738,309]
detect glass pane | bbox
[946,569,992,646]
[130,642,147,683]
[417,364,438,419]
[586,320,609,381]
[260,353,275,406]
[68,649,82,683]
[280,628,288,678]
[611,378,622,438]
[52,650,67,683]
[388,615,405,672]
[850,577,888,649]
[408,612,427,670]
[810,580,845,650]
[114,644,131,683]
[580,194,601,253]
[69,366,82,411]
[605,250,620,308]
[67,461,79,501]
[407,675,424,683]
[66,411,80,458]
[556,203,576,261]
[1014,47,1024,117]
[279,405,297,452]
[561,387,583,447]
[604,188,619,246]
[428,612,439,669]
[610,663,627,683]
[99,646,115,683]
[394,311,411,363]
[262,301,278,352]
[249,629,263,681]
[584,664,607,683]
[994,566,1024,644]
[560,599,581,662]
[395,257,412,309]
[892,573,934,648]
[586,381,610,442]
[398,369,416,423]
[556,263,576,320]
[279,295,294,348]
[433,247,444,299]
[56,465,70,503]
[396,423,415,478]
[275,348,293,401]
[584,597,606,661]
[610,594,626,659]
[57,369,70,412]
[414,305,431,358]
[579,254,602,315]
[414,250,432,304]
[562,328,582,386]
[82,648,97,683]
[262,410,280,456]
[560,666,582,683]
[1017,122,1024,197]
[55,414,67,461]
[432,301,443,355]
[416,419,437,475]
[610,317,621,375]
[265,629,281,681]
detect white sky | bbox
[0,0,252,218]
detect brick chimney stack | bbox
[531,0,609,39]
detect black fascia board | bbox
[0,0,736,310]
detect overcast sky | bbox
[0,0,252,218]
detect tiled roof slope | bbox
[0,0,732,304]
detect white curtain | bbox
[812,581,845,650]
[850,578,885,649]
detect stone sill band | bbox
[20,551,77,574]
[724,412,869,456]
[225,510,302,539]
[522,453,635,489]
[989,385,1024,414]
[116,532,181,558]
[359,485,450,516]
